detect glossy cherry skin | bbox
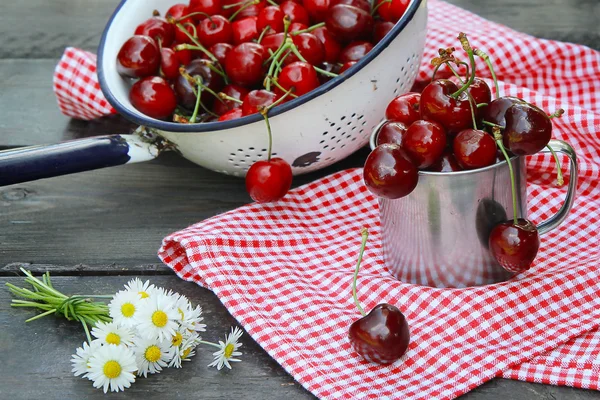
[257,6,285,34]
[286,33,325,65]
[403,120,447,169]
[363,144,418,199]
[288,22,309,33]
[339,61,357,73]
[376,0,409,23]
[223,0,266,20]
[348,303,410,365]
[280,1,310,25]
[420,79,473,133]
[339,40,373,63]
[325,5,373,43]
[174,22,197,44]
[468,78,492,105]
[175,60,224,109]
[276,61,320,96]
[208,42,233,65]
[232,16,259,44]
[303,0,330,22]
[225,42,266,86]
[166,3,190,20]
[330,0,370,11]
[489,218,540,273]
[135,17,175,46]
[189,0,222,19]
[198,15,233,47]
[481,96,525,128]
[376,121,407,146]
[372,20,394,43]
[453,129,497,170]
[312,27,342,63]
[173,45,192,66]
[503,102,553,155]
[160,47,181,80]
[214,84,249,115]
[218,108,243,121]
[241,89,278,115]
[117,35,160,78]
[261,32,285,55]
[246,158,293,203]
[130,76,177,119]
[385,92,420,126]
[426,149,462,172]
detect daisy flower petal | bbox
[208,327,244,371]
[134,293,179,342]
[91,321,135,347]
[87,344,137,393]
[134,336,174,377]
[124,278,155,300]
[108,290,143,327]
[71,341,102,379]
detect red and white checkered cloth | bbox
[53,0,600,398]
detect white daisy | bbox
[91,321,135,347]
[71,340,102,379]
[174,295,206,332]
[87,344,137,393]
[124,278,156,299]
[108,290,143,327]
[134,336,174,377]
[169,330,201,368]
[208,327,244,370]
[134,293,179,342]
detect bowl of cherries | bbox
[96,0,428,194]
[363,33,578,288]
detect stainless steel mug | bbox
[370,128,578,288]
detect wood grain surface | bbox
[1,0,599,399]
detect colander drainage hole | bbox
[322,131,328,136]
[340,116,346,120]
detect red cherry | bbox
[376,121,407,146]
[317,62,341,84]
[160,47,181,80]
[326,5,373,43]
[166,4,190,20]
[225,42,266,86]
[376,0,409,23]
[173,44,193,65]
[363,143,418,199]
[468,78,492,105]
[453,129,497,170]
[489,219,540,273]
[339,61,357,73]
[130,76,177,119]
[285,33,325,65]
[420,79,473,133]
[426,149,463,172]
[403,120,447,169]
[174,22,197,44]
[232,16,259,44]
[208,42,233,65]
[214,84,250,115]
[261,32,285,54]
[481,96,525,128]
[246,158,293,203]
[224,0,266,20]
[503,102,553,155]
[175,59,224,110]
[330,0,370,12]
[117,35,160,78]
[303,0,330,22]
[241,89,279,115]
[257,6,285,34]
[372,20,394,43]
[276,61,320,96]
[349,303,410,365]
[288,22,309,33]
[198,15,233,47]
[312,27,342,63]
[339,40,373,63]
[189,0,222,19]
[385,92,420,126]
[218,108,244,121]
[280,1,310,25]
[135,17,175,46]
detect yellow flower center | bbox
[103,360,122,379]
[224,343,235,359]
[172,332,183,347]
[144,345,162,363]
[151,310,168,327]
[182,347,192,358]
[105,332,121,345]
[139,291,149,299]
[121,303,136,318]
[178,308,185,320]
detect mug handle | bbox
[536,139,578,235]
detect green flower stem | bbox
[197,340,221,349]
[474,48,500,99]
[352,229,369,317]
[291,22,325,35]
[451,33,476,98]
[493,128,518,225]
[546,144,565,186]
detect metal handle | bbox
[536,139,578,235]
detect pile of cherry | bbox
[116,0,410,122]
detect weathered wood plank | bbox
[1,262,171,276]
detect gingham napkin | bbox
[53,0,600,398]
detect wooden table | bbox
[1,0,599,398]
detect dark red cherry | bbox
[363,143,418,199]
[330,0,370,12]
[339,61,357,73]
[135,17,175,46]
[376,0,409,23]
[276,61,320,96]
[207,42,233,65]
[286,33,325,65]
[372,20,394,43]
[317,62,341,83]
[385,92,420,126]
[117,35,160,78]
[481,96,525,128]
[232,16,259,44]
[489,219,540,273]
[426,149,462,172]
[468,78,492,105]
[130,76,177,119]
[339,40,373,63]
[261,32,285,55]
[257,6,285,34]
[198,15,233,47]
[174,22,197,44]
[166,3,190,20]
[348,303,410,365]
[280,1,310,25]
[376,121,407,146]
[453,129,497,170]
[160,47,181,80]
[325,4,373,43]
[241,89,278,115]
[173,45,192,66]
[288,22,309,33]
[189,0,222,19]
[214,84,249,115]
[420,79,473,133]
[312,27,342,63]
[218,108,243,121]
[246,158,293,203]
[175,59,224,109]
[503,102,553,155]
[225,42,266,86]
[303,0,330,22]
[403,120,447,169]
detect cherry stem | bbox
[173,23,219,64]
[445,62,465,83]
[190,78,203,123]
[474,48,500,99]
[222,0,247,9]
[371,0,390,15]
[451,33,476,98]
[199,58,230,83]
[228,0,260,21]
[218,92,243,104]
[291,22,326,35]
[493,127,518,225]
[259,108,273,161]
[546,144,565,186]
[482,120,503,129]
[267,0,278,5]
[548,109,565,119]
[176,11,213,22]
[265,42,292,90]
[466,92,478,129]
[257,25,271,44]
[477,103,488,108]
[271,78,298,98]
[274,50,292,76]
[352,228,369,317]
[287,42,338,77]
